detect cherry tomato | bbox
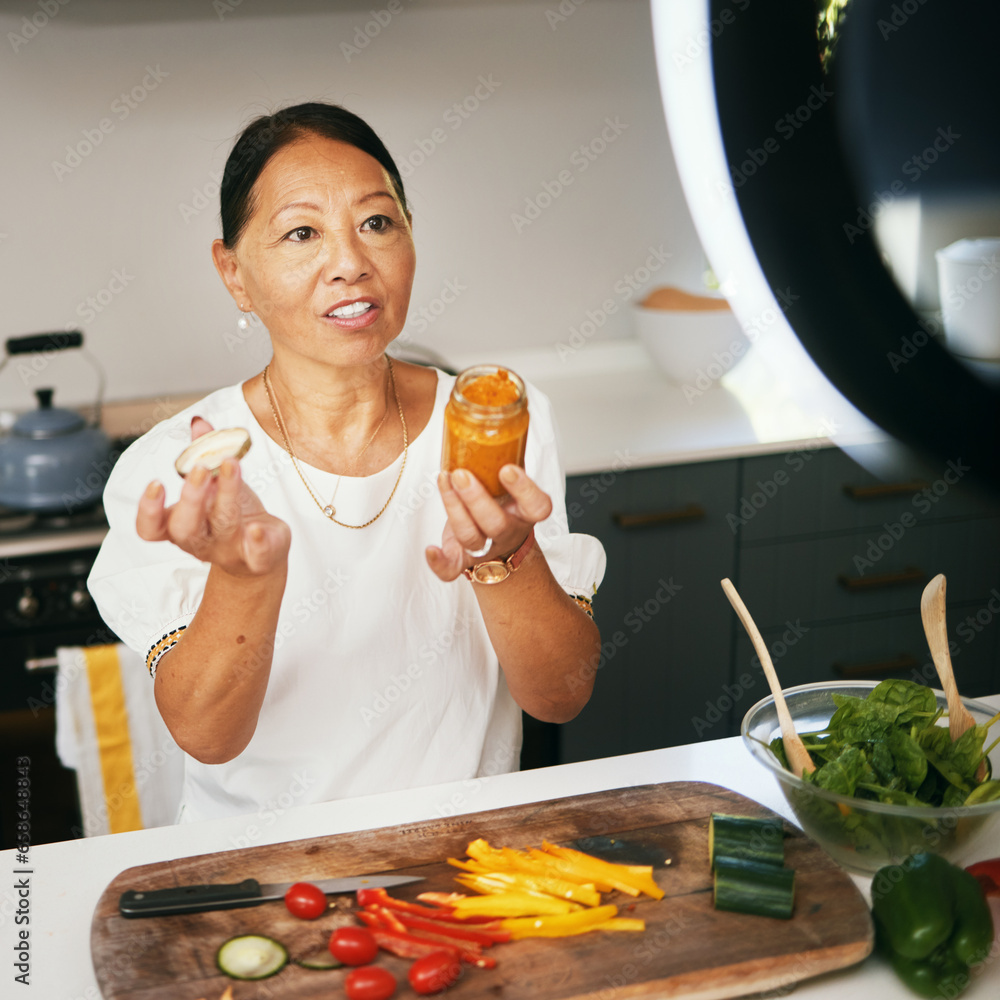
[344,964,397,1000]
[408,950,463,994]
[283,881,327,920]
[329,926,379,966]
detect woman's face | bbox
[215,134,416,369]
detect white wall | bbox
[0,0,704,412]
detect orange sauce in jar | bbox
[442,366,529,496]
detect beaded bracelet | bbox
[569,593,595,620]
[145,625,188,677]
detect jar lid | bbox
[13,388,85,439]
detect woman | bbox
[89,103,605,825]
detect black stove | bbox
[0,503,113,655]
[0,502,118,848]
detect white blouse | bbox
[88,368,606,825]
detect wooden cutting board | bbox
[91,781,873,999]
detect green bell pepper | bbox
[871,853,994,999]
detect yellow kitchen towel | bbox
[84,645,143,833]
[55,644,184,836]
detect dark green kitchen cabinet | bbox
[525,443,1000,771]
[557,459,741,763]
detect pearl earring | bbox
[237,305,252,331]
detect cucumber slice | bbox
[175,427,251,477]
[216,934,288,980]
[713,856,795,919]
[709,813,785,869]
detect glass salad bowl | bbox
[742,681,1000,874]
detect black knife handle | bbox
[119,878,263,918]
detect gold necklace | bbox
[318,378,390,517]
[262,357,408,529]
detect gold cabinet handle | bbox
[837,567,925,592]
[833,653,920,678]
[612,504,706,529]
[842,481,929,500]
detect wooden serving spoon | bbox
[920,573,987,782]
[721,578,816,778]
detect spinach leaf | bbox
[942,784,968,808]
[828,695,902,742]
[808,745,874,797]
[870,738,896,786]
[769,737,789,771]
[866,679,937,725]
[886,728,928,791]
[965,780,1000,806]
[916,726,973,796]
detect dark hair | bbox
[219,102,408,249]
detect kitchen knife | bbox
[119,873,423,918]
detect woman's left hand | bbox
[425,464,553,581]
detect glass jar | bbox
[442,365,530,496]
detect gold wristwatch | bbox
[463,529,535,584]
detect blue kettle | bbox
[0,331,114,514]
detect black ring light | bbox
[709,0,1000,496]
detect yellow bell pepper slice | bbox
[501,904,620,939]
[598,917,646,932]
[453,868,601,906]
[467,840,607,889]
[540,841,665,900]
[449,890,579,918]
[525,848,617,892]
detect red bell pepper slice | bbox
[369,927,462,961]
[966,858,1000,897]
[369,926,496,969]
[357,887,455,916]
[357,886,503,925]
[395,912,510,945]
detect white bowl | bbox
[632,300,750,386]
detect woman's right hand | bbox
[136,417,291,577]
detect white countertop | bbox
[84,337,888,481]
[4,697,998,1000]
[448,339,888,476]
